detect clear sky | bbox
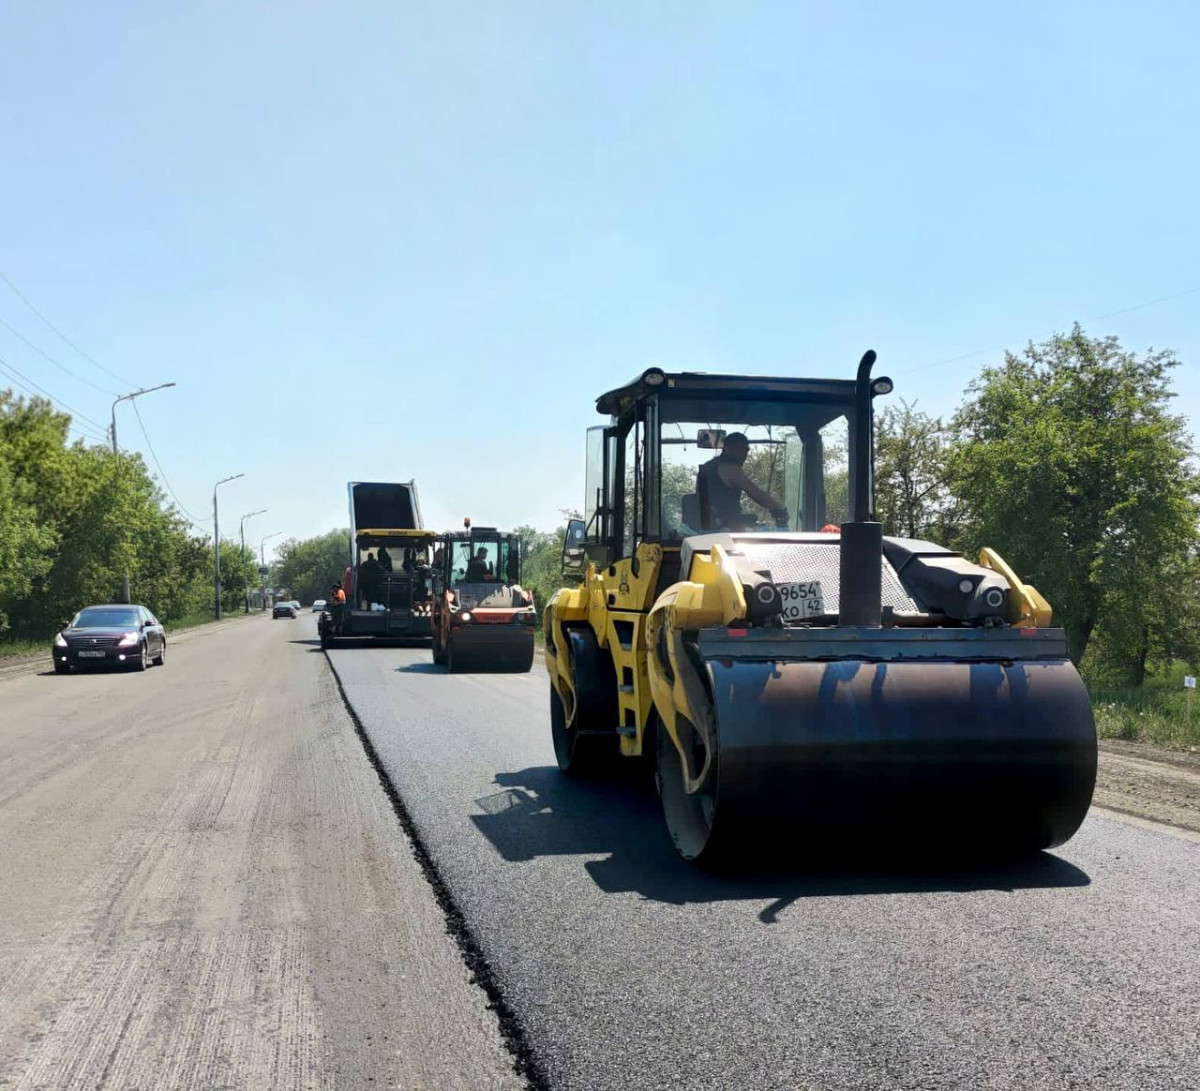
[2,1,1197,555]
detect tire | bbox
[657,716,723,866]
[54,660,69,674]
[132,643,148,672]
[152,641,166,667]
[432,625,447,666]
[550,684,615,778]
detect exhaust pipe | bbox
[839,350,885,628]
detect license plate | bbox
[776,580,826,621]
[77,650,105,658]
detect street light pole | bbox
[239,509,266,613]
[260,532,283,609]
[110,382,177,602]
[213,473,245,619]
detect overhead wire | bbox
[0,353,109,440]
[0,269,136,386]
[899,284,1200,377]
[0,362,100,446]
[0,313,118,396]
[129,398,207,529]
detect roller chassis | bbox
[546,358,1098,866]
[431,529,537,673]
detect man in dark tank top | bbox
[696,432,789,530]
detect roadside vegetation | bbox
[3,326,1198,747]
[0,392,262,648]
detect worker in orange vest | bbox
[330,583,346,633]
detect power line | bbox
[0,366,102,446]
[130,398,206,528]
[0,313,118,396]
[0,269,136,386]
[899,284,1200,377]
[1090,284,1200,322]
[0,353,109,438]
[0,361,107,442]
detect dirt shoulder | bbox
[1096,739,1200,836]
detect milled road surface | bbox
[0,614,523,1091]
[330,644,1200,1091]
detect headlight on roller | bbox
[460,611,472,622]
[117,631,140,647]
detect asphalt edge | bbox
[322,650,549,1091]
[1089,804,1200,844]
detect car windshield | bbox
[73,607,140,629]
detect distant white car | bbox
[312,599,327,612]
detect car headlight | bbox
[117,631,140,647]
[54,633,67,647]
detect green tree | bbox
[514,514,581,618]
[276,529,351,605]
[874,400,966,543]
[0,438,57,632]
[1087,552,1200,684]
[0,391,216,636]
[950,326,1199,667]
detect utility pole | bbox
[240,509,266,613]
[260,531,283,609]
[213,474,244,619]
[110,382,176,602]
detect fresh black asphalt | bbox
[328,644,1200,1091]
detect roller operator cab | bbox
[544,353,1097,866]
[431,523,537,672]
[318,481,438,647]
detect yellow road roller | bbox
[543,352,1097,865]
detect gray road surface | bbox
[0,615,523,1091]
[330,643,1200,1091]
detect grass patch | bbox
[0,638,48,659]
[1087,662,1200,751]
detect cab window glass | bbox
[455,540,498,581]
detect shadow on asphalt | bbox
[471,765,1091,918]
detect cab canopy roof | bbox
[440,526,512,543]
[596,368,858,427]
[355,528,438,545]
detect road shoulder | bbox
[1096,739,1200,836]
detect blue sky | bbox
[2,1,1197,553]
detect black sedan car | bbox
[273,601,298,619]
[53,604,166,673]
